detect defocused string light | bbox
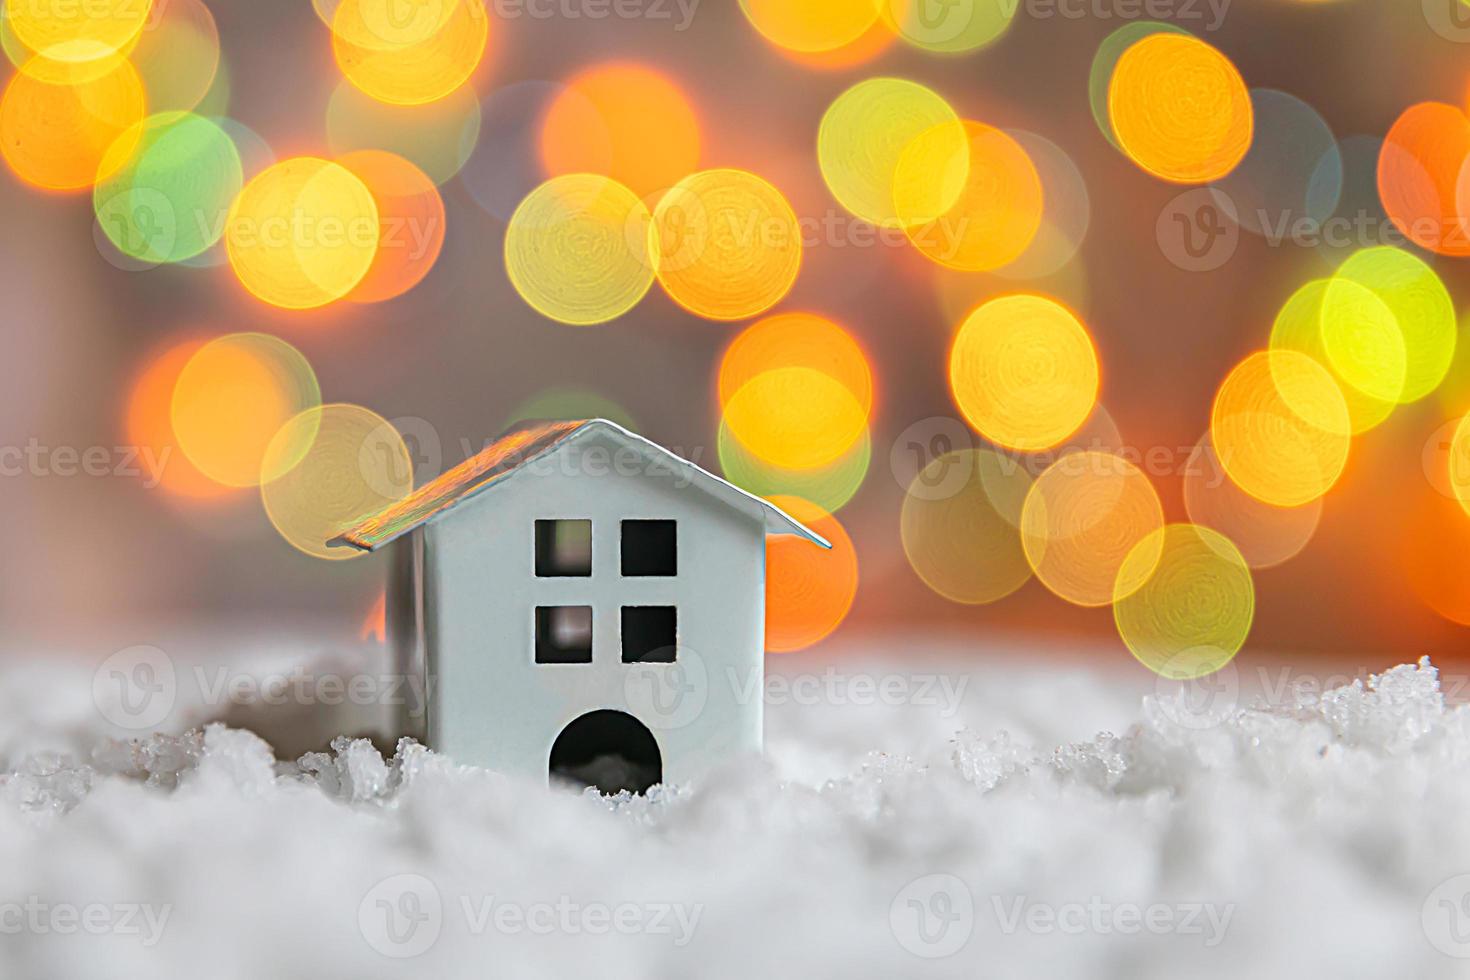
[171,333,322,489]
[337,149,446,303]
[896,120,1043,270]
[883,0,1015,52]
[1107,32,1251,183]
[948,294,1099,452]
[718,312,873,419]
[817,77,963,229]
[994,130,1091,279]
[1450,412,1470,518]
[1210,350,1350,507]
[901,448,1033,604]
[1379,101,1470,257]
[326,78,482,185]
[94,112,243,265]
[1183,436,1322,569]
[1212,89,1340,238]
[539,62,699,200]
[504,173,654,325]
[331,0,487,106]
[126,337,240,503]
[1326,246,1455,404]
[1268,279,1400,434]
[718,420,869,516]
[722,367,868,471]
[0,59,145,191]
[737,0,884,54]
[225,157,381,310]
[779,16,894,70]
[1020,451,1165,608]
[765,495,858,652]
[7,0,152,65]
[260,404,413,560]
[1112,523,1254,679]
[1088,22,1188,148]
[130,0,222,115]
[650,168,802,321]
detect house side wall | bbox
[421,434,766,786]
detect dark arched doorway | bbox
[549,710,662,795]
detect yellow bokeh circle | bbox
[504,173,654,326]
[1112,523,1254,679]
[1210,350,1350,507]
[7,0,151,64]
[718,311,873,419]
[225,157,381,310]
[1020,451,1165,608]
[949,294,1099,452]
[1450,412,1470,519]
[1326,246,1456,405]
[723,367,868,471]
[0,58,145,191]
[261,404,414,560]
[650,168,802,322]
[737,0,884,53]
[331,0,487,106]
[896,120,1044,270]
[817,77,963,228]
[1107,33,1251,183]
[1269,279,1400,435]
[901,449,1034,604]
[171,333,323,489]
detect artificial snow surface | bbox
[3,645,1470,978]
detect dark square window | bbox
[536,606,592,664]
[536,519,591,577]
[621,606,676,663]
[621,519,676,577]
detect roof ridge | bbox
[327,418,830,553]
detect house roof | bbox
[328,418,832,553]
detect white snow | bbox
[1,642,1469,978]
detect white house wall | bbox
[416,429,767,786]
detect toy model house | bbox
[331,419,828,794]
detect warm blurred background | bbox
[3,0,1470,671]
